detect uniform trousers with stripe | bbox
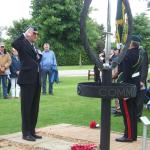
[119,97,138,140]
[119,77,140,140]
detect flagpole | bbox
[104,0,112,68]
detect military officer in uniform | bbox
[113,35,143,142]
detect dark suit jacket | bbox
[12,34,41,85]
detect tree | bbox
[30,0,105,65]
[86,19,105,52]
[6,0,105,65]
[7,19,33,41]
[132,13,150,53]
[31,0,83,50]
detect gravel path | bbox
[59,69,89,77]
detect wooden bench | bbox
[88,69,94,80]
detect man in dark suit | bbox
[12,26,42,141]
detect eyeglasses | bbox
[0,46,4,48]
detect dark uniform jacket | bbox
[11,34,41,85]
[117,48,142,89]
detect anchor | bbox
[78,0,136,150]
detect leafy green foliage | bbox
[6,0,105,65]
[86,19,105,53]
[7,19,33,41]
[31,0,83,50]
[30,0,104,65]
[3,39,12,52]
[56,50,92,66]
[133,13,150,53]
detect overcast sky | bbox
[0,0,31,27]
[0,0,149,36]
[90,0,149,33]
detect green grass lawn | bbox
[0,76,150,137]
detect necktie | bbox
[31,44,40,60]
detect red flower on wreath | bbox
[89,120,97,128]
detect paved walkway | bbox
[0,124,149,150]
[59,68,150,77]
[59,70,88,77]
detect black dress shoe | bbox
[23,135,36,141]
[115,136,133,142]
[32,134,42,139]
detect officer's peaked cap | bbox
[25,26,38,33]
[131,35,141,43]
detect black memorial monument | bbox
[78,0,136,150]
